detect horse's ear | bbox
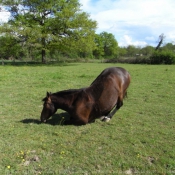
[46,92,50,98]
[42,92,51,102]
[47,92,52,102]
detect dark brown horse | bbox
[40,67,131,125]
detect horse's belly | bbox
[98,90,118,113]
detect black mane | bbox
[53,88,85,96]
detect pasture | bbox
[0,63,175,174]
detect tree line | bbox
[117,43,175,64]
[0,0,175,64]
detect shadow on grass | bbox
[45,112,71,125]
[20,119,41,124]
[20,112,70,126]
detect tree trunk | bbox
[42,49,46,63]
[41,37,46,63]
[155,34,165,51]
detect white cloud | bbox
[0,12,10,23]
[79,0,175,46]
[0,6,11,23]
[0,6,10,23]
[119,35,147,47]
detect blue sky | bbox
[79,0,175,47]
[1,0,175,47]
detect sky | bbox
[79,0,175,47]
[1,0,175,47]
[0,6,10,23]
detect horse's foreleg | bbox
[101,100,123,122]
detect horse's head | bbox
[40,92,57,123]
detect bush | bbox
[150,51,175,64]
[105,56,150,64]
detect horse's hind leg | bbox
[101,107,119,122]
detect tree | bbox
[118,47,127,57]
[93,34,104,58]
[155,33,165,51]
[0,0,97,62]
[141,45,154,56]
[100,32,118,58]
[125,45,140,57]
[93,32,118,59]
[162,43,175,52]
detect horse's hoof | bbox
[104,117,111,122]
[101,116,111,122]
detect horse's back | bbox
[101,67,130,94]
[92,67,130,87]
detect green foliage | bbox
[93,32,118,59]
[141,46,154,56]
[101,32,118,58]
[150,51,175,64]
[0,0,97,62]
[118,47,127,57]
[162,43,175,52]
[0,35,25,59]
[93,34,104,58]
[118,45,155,58]
[125,45,141,57]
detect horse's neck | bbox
[52,91,79,111]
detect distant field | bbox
[0,63,175,174]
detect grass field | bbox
[0,63,175,174]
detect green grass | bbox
[0,63,175,174]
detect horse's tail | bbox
[124,72,131,99]
[124,91,128,99]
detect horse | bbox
[40,67,131,125]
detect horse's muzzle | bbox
[40,118,47,123]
